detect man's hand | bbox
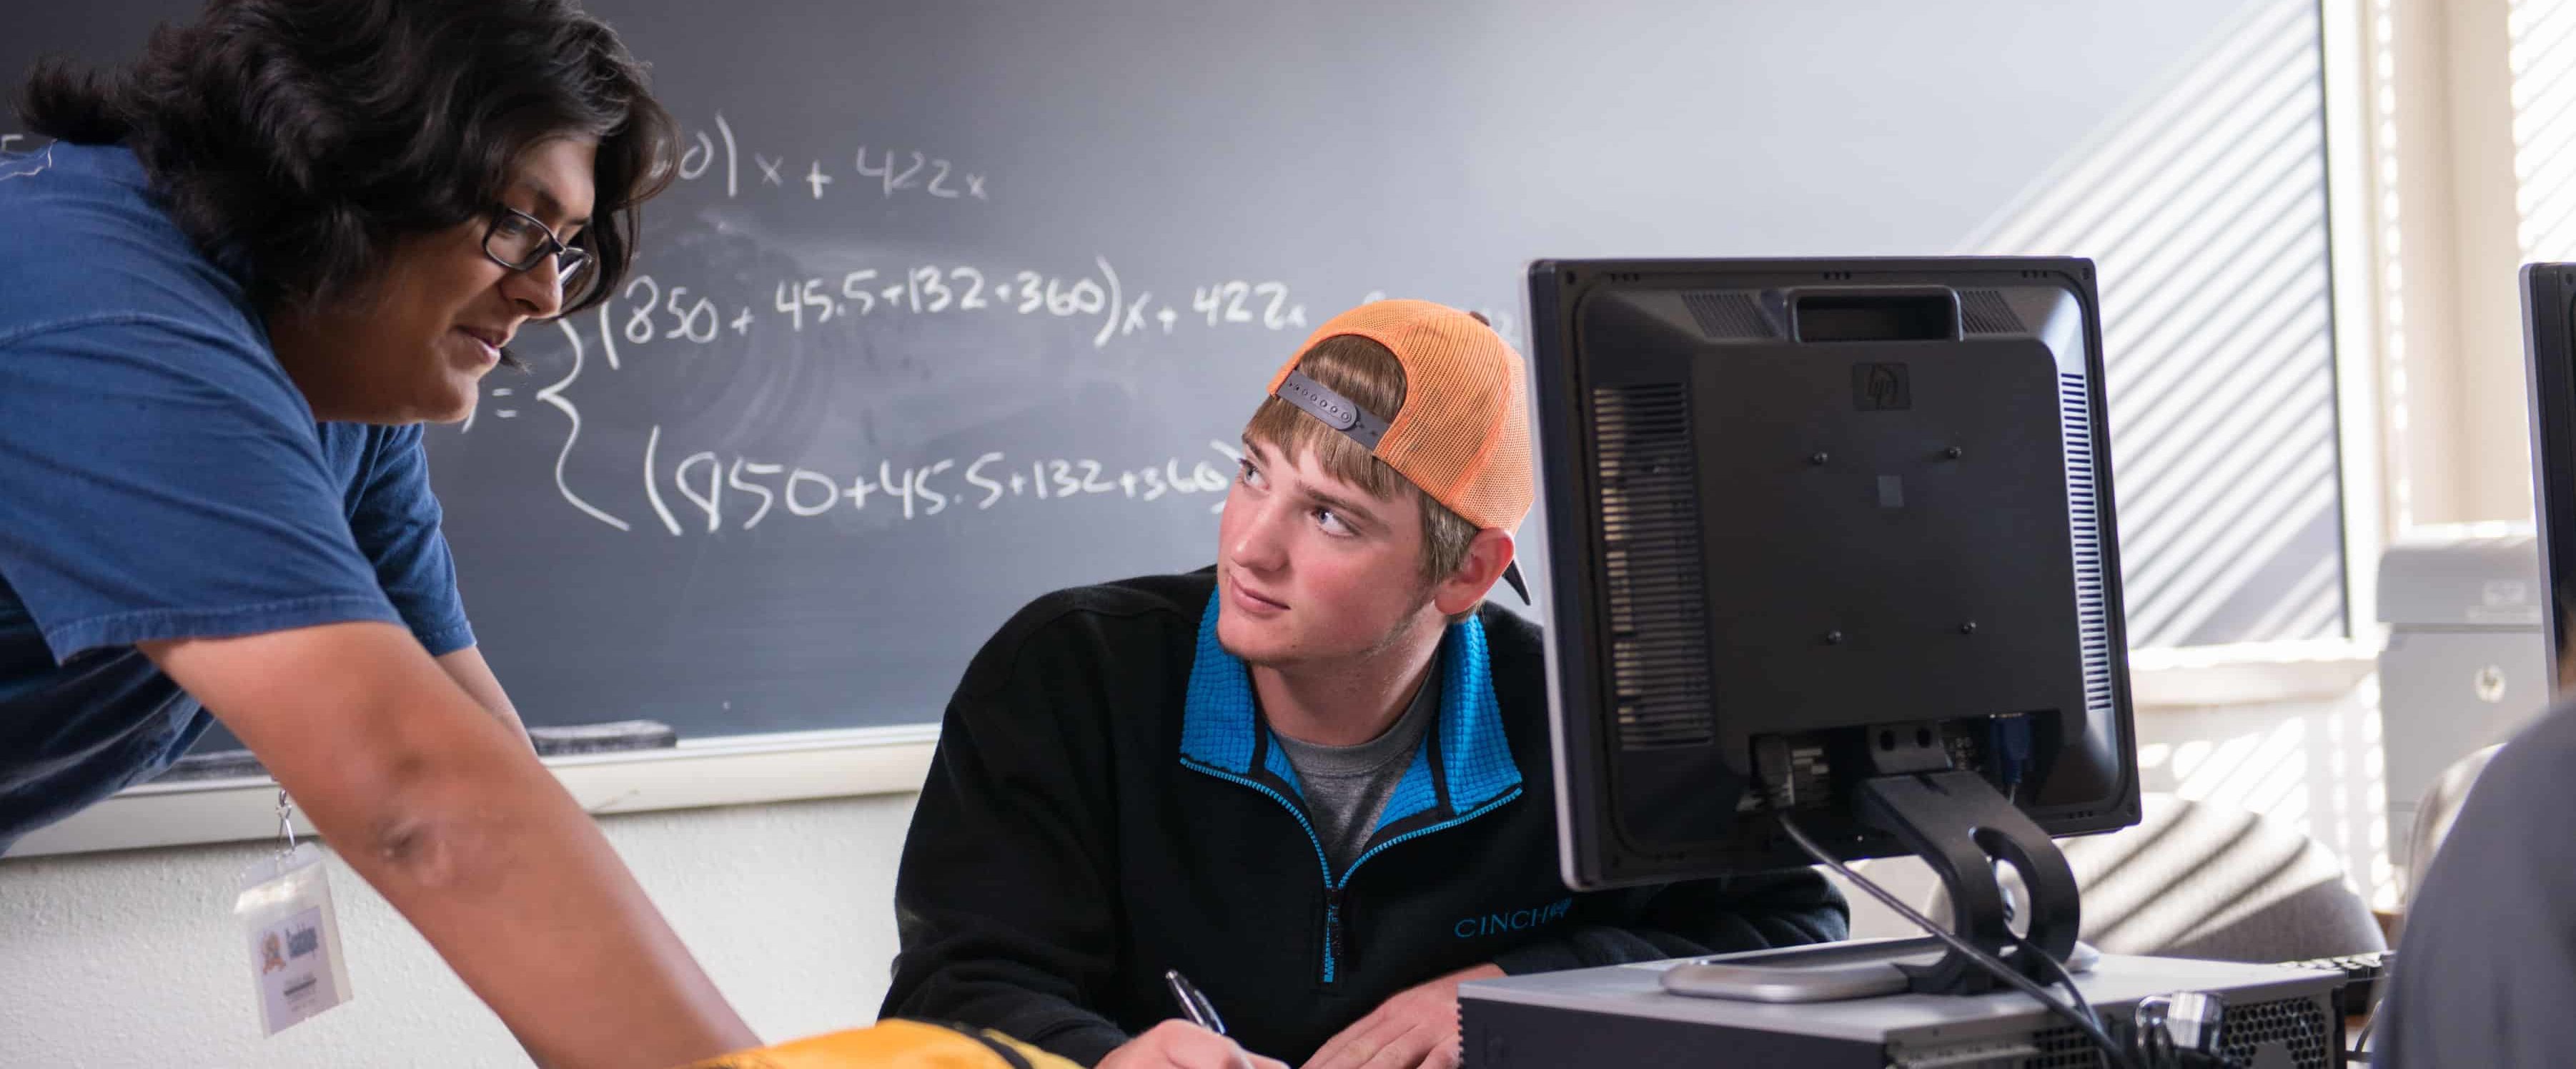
[1100,1020,1289,1069]
[1300,963,1505,1069]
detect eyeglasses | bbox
[481,206,593,294]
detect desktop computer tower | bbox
[1460,951,2342,1068]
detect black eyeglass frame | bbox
[480,206,594,295]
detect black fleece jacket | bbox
[881,571,1848,1065]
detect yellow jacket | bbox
[680,1020,1083,1069]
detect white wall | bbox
[0,794,917,1068]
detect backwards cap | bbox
[1265,298,1535,598]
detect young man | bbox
[882,300,1849,1069]
[0,1,758,1064]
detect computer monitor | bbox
[1525,257,2142,994]
[2522,262,2576,696]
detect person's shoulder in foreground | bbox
[2377,696,2576,1067]
[680,1020,1085,1069]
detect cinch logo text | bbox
[1455,897,1574,939]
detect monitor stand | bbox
[1660,936,2101,1003]
[1665,765,2085,1003]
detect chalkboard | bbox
[6,0,2258,739]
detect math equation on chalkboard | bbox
[435,108,1520,546]
[595,260,1307,355]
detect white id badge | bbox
[234,842,353,1035]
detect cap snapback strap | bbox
[1275,368,1392,450]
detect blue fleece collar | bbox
[1179,590,1521,817]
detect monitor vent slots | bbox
[1590,382,1715,749]
[2061,373,2117,730]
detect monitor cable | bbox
[2344,987,2382,1065]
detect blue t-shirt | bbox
[0,143,474,852]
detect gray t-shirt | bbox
[1273,674,1439,875]
[2379,696,2576,1068]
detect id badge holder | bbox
[234,789,353,1035]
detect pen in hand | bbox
[1164,968,1226,1035]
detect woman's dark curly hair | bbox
[16,0,677,316]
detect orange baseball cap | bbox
[1266,298,1535,598]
